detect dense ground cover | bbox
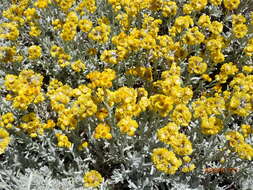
[0,0,253,189]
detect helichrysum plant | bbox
[0,0,253,189]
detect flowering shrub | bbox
[0,0,253,189]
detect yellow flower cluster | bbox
[226,131,253,160]
[28,45,42,60]
[53,0,75,12]
[52,19,62,30]
[232,14,248,38]
[71,59,86,72]
[55,133,72,148]
[50,45,72,67]
[111,87,149,121]
[181,156,196,173]
[244,38,253,56]
[228,73,253,117]
[240,124,253,137]
[60,11,78,41]
[182,27,205,46]
[83,170,103,188]
[19,113,44,138]
[4,70,44,110]
[192,94,225,135]
[78,19,93,33]
[29,22,41,37]
[117,116,139,136]
[150,63,192,117]
[23,7,38,22]
[93,123,112,139]
[47,81,97,130]
[0,112,15,129]
[0,22,19,40]
[188,56,207,74]
[215,62,238,83]
[0,128,10,154]
[100,50,119,64]
[76,0,97,15]
[86,69,116,88]
[151,148,182,174]
[126,67,153,81]
[0,46,23,63]
[157,122,193,156]
[223,0,240,10]
[34,0,51,9]
[2,0,29,24]
[88,23,111,44]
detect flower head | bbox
[84,170,103,187]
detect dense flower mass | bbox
[0,0,253,188]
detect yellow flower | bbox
[188,56,207,74]
[157,122,180,144]
[71,59,86,72]
[232,14,246,25]
[234,142,253,160]
[223,0,240,10]
[183,156,191,163]
[28,45,42,59]
[244,38,253,56]
[233,24,248,38]
[172,104,192,127]
[79,19,93,33]
[34,0,51,8]
[95,107,109,121]
[170,133,193,156]
[225,131,244,147]
[242,66,253,73]
[117,117,139,136]
[29,22,41,37]
[100,50,118,64]
[182,27,205,45]
[55,133,72,148]
[126,66,153,81]
[93,123,112,139]
[209,0,222,6]
[0,128,10,154]
[88,24,111,43]
[76,0,97,14]
[23,8,37,21]
[201,74,212,82]
[206,39,222,52]
[240,124,252,137]
[162,1,178,17]
[78,141,89,151]
[181,164,196,173]
[86,68,116,88]
[190,0,207,11]
[149,94,174,117]
[1,112,15,126]
[83,170,103,188]
[174,16,194,33]
[52,19,62,30]
[0,22,19,41]
[201,116,223,135]
[183,4,193,15]
[198,14,211,28]
[229,92,252,117]
[151,148,182,174]
[209,21,223,35]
